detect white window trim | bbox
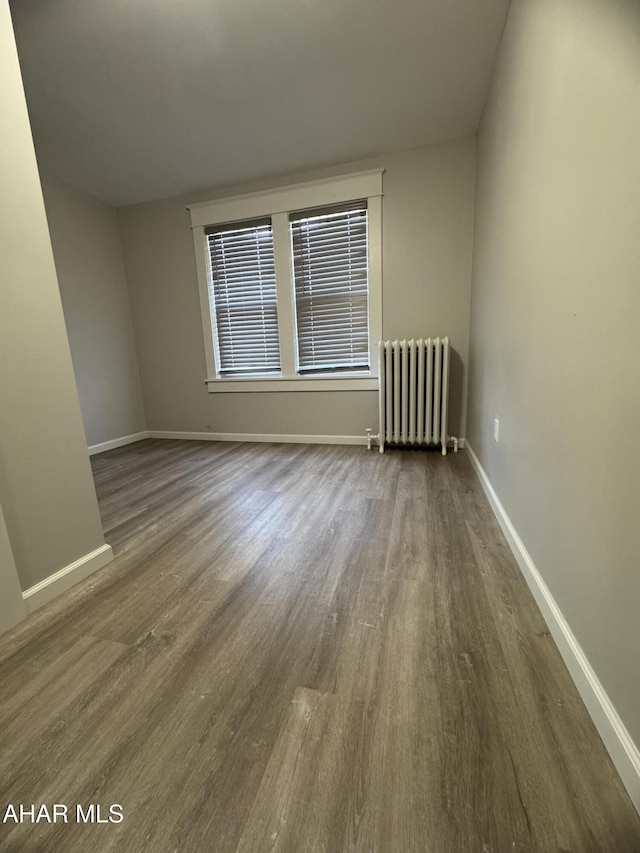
[188,169,383,392]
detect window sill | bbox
[204,376,379,393]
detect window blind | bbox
[290,201,369,374]
[206,219,280,376]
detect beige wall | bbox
[0,500,26,634]
[42,179,146,447]
[118,139,476,439]
[0,0,107,590]
[467,0,640,748]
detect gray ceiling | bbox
[10,0,511,207]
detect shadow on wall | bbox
[449,346,464,438]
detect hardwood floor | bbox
[0,439,638,852]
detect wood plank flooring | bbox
[0,439,638,852]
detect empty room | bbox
[1,0,639,850]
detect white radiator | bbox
[377,337,451,455]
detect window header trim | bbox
[187,169,384,229]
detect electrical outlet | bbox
[493,418,500,442]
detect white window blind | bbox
[206,218,280,376]
[290,201,369,374]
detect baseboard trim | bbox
[147,430,368,446]
[88,430,464,453]
[88,431,149,455]
[21,543,114,613]
[466,443,640,814]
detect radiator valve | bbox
[365,428,380,451]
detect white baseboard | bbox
[466,443,640,814]
[88,430,463,453]
[147,430,368,446]
[88,431,149,455]
[21,543,114,613]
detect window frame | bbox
[188,170,383,393]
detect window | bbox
[189,170,383,392]
[206,219,280,376]
[291,202,369,375]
